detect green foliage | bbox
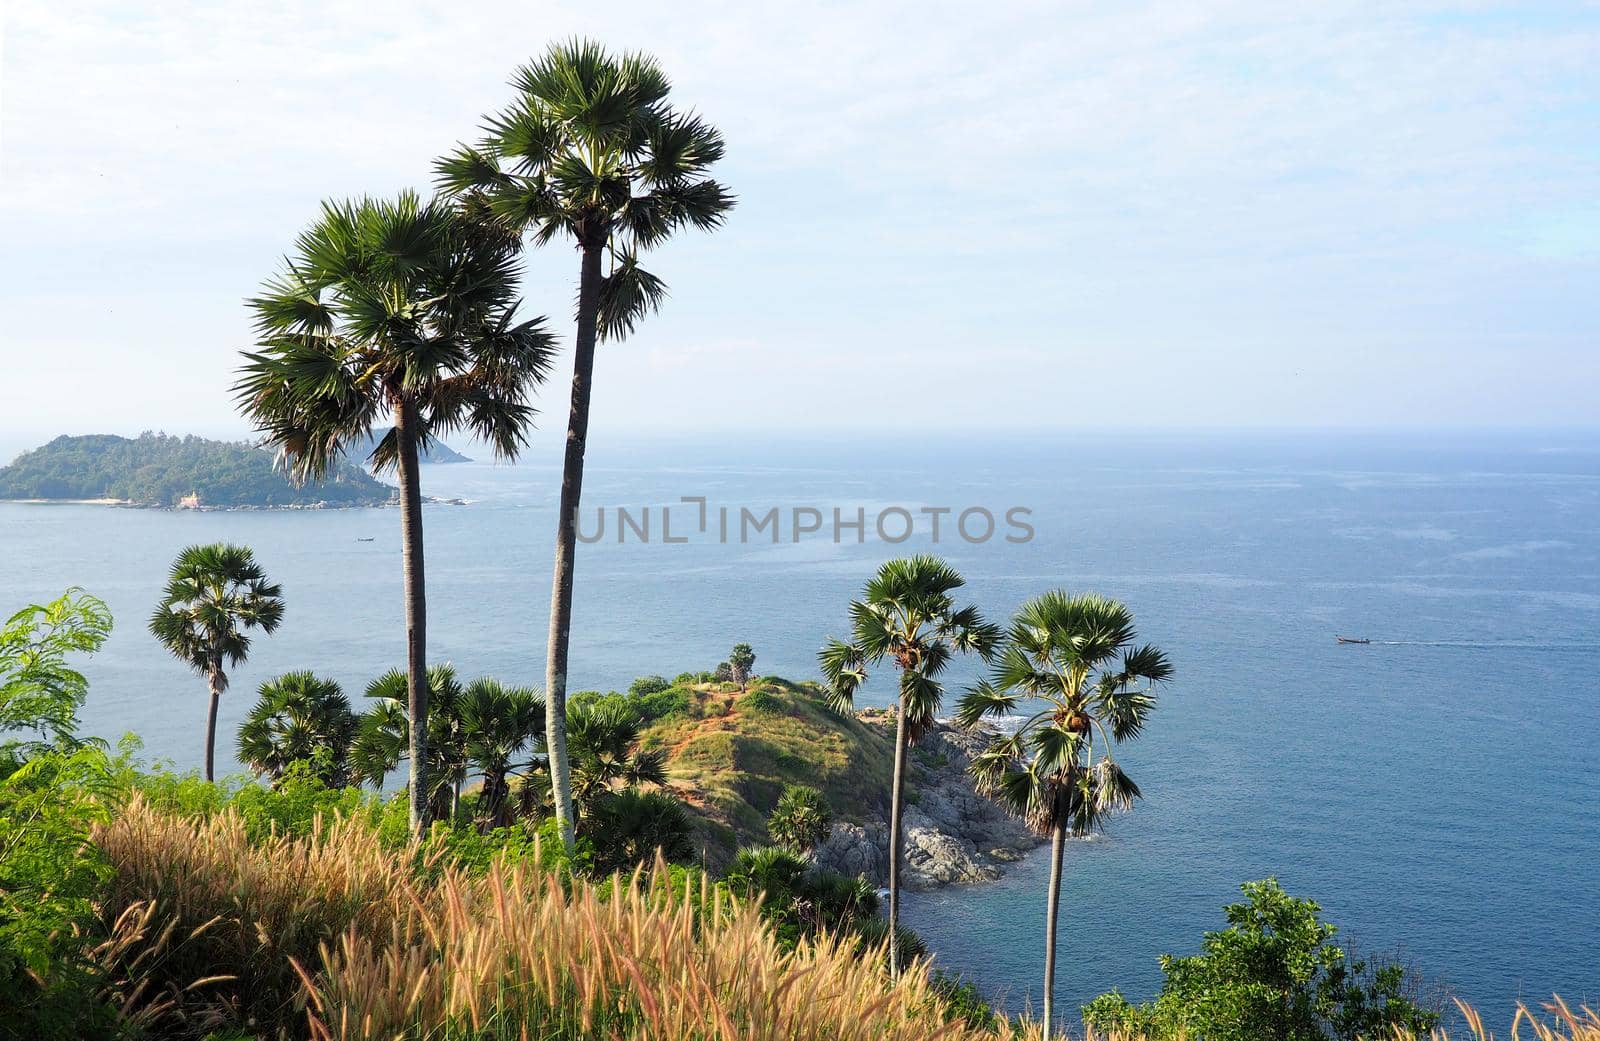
[581,789,696,875]
[0,589,112,754]
[628,675,671,697]
[928,970,999,1031]
[722,845,889,954]
[0,432,391,506]
[0,748,119,1034]
[740,684,782,713]
[1081,879,1441,1041]
[768,784,832,855]
[728,643,756,686]
[237,671,357,785]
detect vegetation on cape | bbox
[0,432,392,507]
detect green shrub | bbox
[929,970,998,1031]
[582,789,696,874]
[633,685,693,723]
[1081,879,1441,1041]
[768,784,832,854]
[741,685,782,713]
[628,675,672,697]
[0,748,120,1036]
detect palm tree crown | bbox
[149,543,284,782]
[820,555,1000,730]
[237,671,356,786]
[149,543,284,685]
[236,191,556,476]
[958,591,1173,836]
[435,39,734,336]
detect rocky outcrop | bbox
[811,716,1042,890]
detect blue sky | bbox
[1,0,1596,452]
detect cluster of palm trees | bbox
[229,39,733,838]
[148,541,675,843]
[820,555,1172,1040]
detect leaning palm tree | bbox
[817,555,999,976]
[237,671,357,786]
[459,677,544,829]
[957,591,1173,1039]
[149,543,285,781]
[436,39,734,846]
[236,192,556,833]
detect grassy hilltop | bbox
[636,677,895,866]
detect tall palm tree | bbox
[459,677,544,829]
[150,543,285,781]
[436,39,734,846]
[236,192,556,833]
[237,671,357,786]
[817,555,999,976]
[351,665,469,822]
[957,591,1173,1039]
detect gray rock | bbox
[810,717,1044,890]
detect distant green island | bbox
[0,433,395,508]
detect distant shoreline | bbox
[0,497,470,511]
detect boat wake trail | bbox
[1372,640,1600,650]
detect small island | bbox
[0,433,395,508]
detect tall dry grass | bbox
[92,798,1596,1041]
[94,797,1038,1040]
[93,795,418,1036]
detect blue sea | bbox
[2,429,1596,1026]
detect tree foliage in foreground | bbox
[1082,878,1442,1041]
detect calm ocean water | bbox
[2,430,1596,1024]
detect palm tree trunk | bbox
[1043,823,1066,1040]
[395,400,430,835]
[204,658,224,782]
[544,228,605,848]
[887,692,910,978]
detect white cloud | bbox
[0,0,1596,438]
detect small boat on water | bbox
[356,537,375,542]
[1336,636,1371,645]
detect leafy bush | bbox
[740,684,782,713]
[582,789,696,874]
[634,684,693,723]
[723,845,888,954]
[1082,878,1441,1041]
[0,589,113,754]
[769,784,833,854]
[0,749,120,1036]
[628,674,672,697]
[929,970,998,1031]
